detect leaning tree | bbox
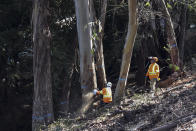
[114,0,138,103]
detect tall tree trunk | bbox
[178,2,187,67]
[159,0,180,67]
[114,0,138,104]
[32,0,54,130]
[74,0,97,114]
[94,0,107,89]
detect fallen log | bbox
[157,77,177,88]
[152,80,196,100]
[157,71,196,89]
[151,114,196,131]
[161,82,196,95]
[161,85,184,95]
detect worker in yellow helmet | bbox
[93,82,112,103]
[145,57,160,97]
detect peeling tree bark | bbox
[114,0,138,104]
[74,0,97,114]
[32,0,54,130]
[159,0,180,67]
[94,0,107,89]
[89,0,107,89]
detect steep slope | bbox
[46,72,196,131]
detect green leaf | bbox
[145,2,151,7]
[92,32,97,40]
[169,64,173,69]
[91,48,95,55]
[167,3,172,9]
[168,64,180,71]
[174,65,180,71]
[188,5,193,10]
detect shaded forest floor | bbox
[47,72,196,131]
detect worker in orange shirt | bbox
[93,82,112,103]
[145,57,160,97]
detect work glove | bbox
[93,89,98,95]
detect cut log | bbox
[157,77,177,88]
[157,72,180,88]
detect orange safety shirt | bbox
[97,87,112,103]
[146,63,160,80]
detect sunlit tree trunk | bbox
[32,0,54,130]
[114,0,138,103]
[74,0,97,114]
[93,0,107,89]
[159,0,180,67]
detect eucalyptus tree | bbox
[159,0,180,68]
[114,0,138,103]
[74,0,97,114]
[94,0,108,89]
[32,0,54,130]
